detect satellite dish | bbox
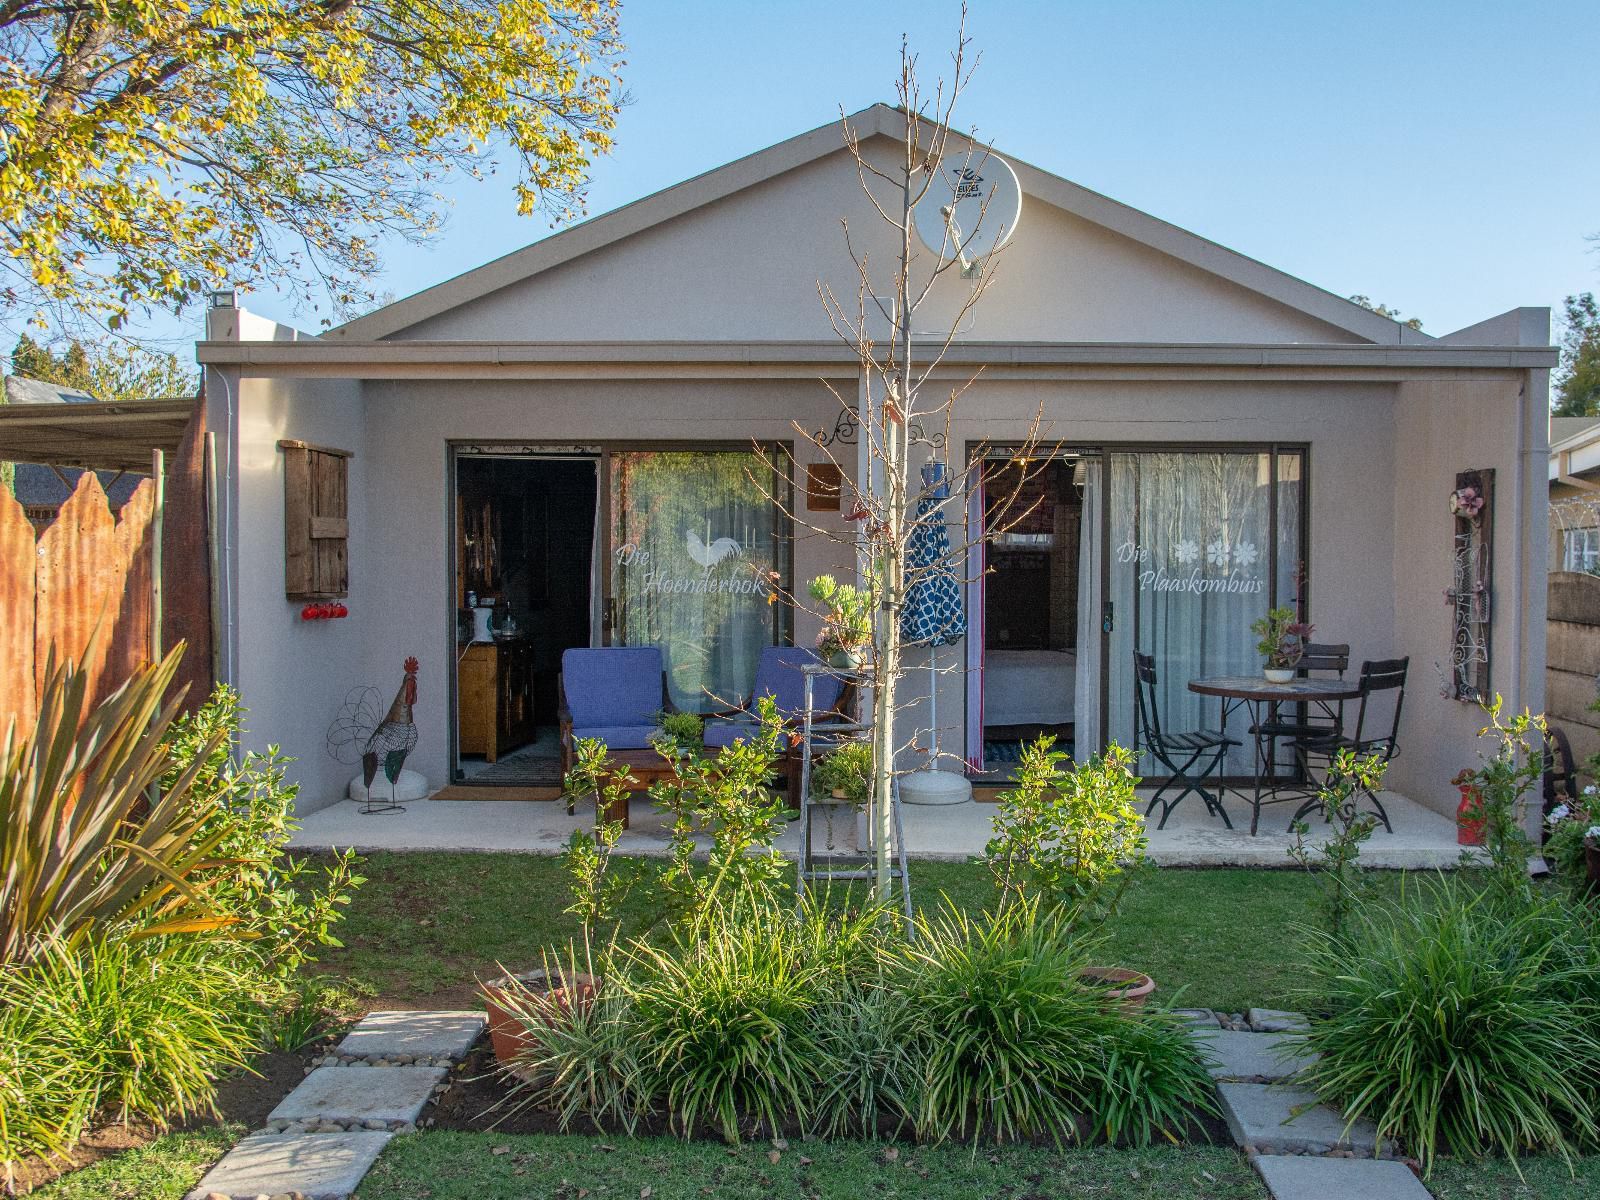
[913,152,1022,270]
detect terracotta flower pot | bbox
[481,969,600,1066]
[1081,967,1156,1011]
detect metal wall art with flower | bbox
[1444,469,1493,703]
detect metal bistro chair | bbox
[1289,657,1409,833]
[1249,641,1350,788]
[1134,651,1240,829]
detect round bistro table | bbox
[1187,675,1363,836]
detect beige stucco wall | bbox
[393,138,1357,347]
[1390,376,1547,815]
[230,373,369,814]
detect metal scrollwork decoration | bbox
[1444,468,1493,703]
[813,405,946,451]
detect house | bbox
[2,376,146,529]
[1549,415,1600,572]
[197,105,1555,818]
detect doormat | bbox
[429,785,565,802]
[459,752,564,787]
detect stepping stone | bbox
[1248,1007,1311,1033]
[184,1130,392,1200]
[268,1065,447,1129]
[335,1009,486,1062]
[1217,1082,1378,1155]
[1253,1154,1430,1200]
[1174,1008,1221,1028]
[1190,1028,1318,1081]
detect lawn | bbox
[1427,1156,1600,1199]
[317,851,1413,1013]
[26,1126,242,1199]
[355,1133,1265,1200]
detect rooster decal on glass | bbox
[686,522,741,568]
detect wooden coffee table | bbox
[591,747,679,829]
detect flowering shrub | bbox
[1546,785,1600,881]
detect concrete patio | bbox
[290,785,1473,869]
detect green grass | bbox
[1427,1155,1600,1199]
[355,1132,1265,1199]
[27,1125,242,1199]
[318,851,1401,1013]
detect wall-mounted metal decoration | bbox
[1445,468,1493,703]
[812,404,946,450]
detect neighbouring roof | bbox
[325,104,1433,348]
[11,462,144,512]
[3,375,95,405]
[1551,415,1600,449]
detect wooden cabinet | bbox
[457,639,534,761]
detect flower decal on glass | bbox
[1233,541,1259,569]
[1175,539,1200,565]
[1206,538,1228,568]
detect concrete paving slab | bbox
[184,1131,391,1200]
[288,788,1472,868]
[267,1065,446,1129]
[1253,1154,1430,1200]
[1191,1028,1318,1081]
[334,1010,485,1063]
[1217,1083,1378,1154]
[1248,1008,1311,1033]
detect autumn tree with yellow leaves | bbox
[0,0,625,332]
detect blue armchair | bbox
[558,646,669,778]
[704,646,851,806]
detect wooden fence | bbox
[1547,571,1600,772]
[0,407,212,735]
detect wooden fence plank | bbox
[162,400,213,710]
[0,487,36,735]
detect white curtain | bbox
[1073,460,1102,758]
[1107,452,1279,774]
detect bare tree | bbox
[768,12,1053,903]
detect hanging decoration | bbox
[1444,468,1493,703]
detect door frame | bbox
[964,440,1312,776]
[446,440,797,776]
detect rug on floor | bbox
[458,752,563,786]
[429,784,565,802]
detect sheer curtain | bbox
[1107,452,1278,774]
[609,450,783,712]
[1073,460,1102,758]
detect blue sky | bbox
[241,0,1600,342]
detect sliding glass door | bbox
[1103,448,1305,774]
[606,448,791,713]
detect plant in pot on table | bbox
[981,736,1156,1007]
[1251,606,1315,684]
[808,573,873,669]
[1544,783,1600,897]
[811,740,873,804]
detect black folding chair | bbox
[1290,657,1408,833]
[1250,642,1349,783]
[1134,651,1240,829]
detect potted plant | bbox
[1544,785,1600,895]
[812,740,872,804]
[1251,607,1314,683]
[652,710,704,757]
[808,574,873,669]
[480,965,601,1068]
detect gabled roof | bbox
[328,104,1429,346]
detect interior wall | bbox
[232,374,368,815]
[1391,375,1547,816]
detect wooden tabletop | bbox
[1187,675,1362,703]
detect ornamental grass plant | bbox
[1297,879,1600,1173]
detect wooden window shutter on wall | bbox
[279,440,351,600]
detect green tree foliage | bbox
[1552,293,1600,418]
[0,1,625,331]
[8,333,197,401]
[1348,294,1424,331]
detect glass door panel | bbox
[607,449,790,713]
[1105,449,1302,775]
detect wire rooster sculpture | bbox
[327,657,419,814]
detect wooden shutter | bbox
[279,440,350,600]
